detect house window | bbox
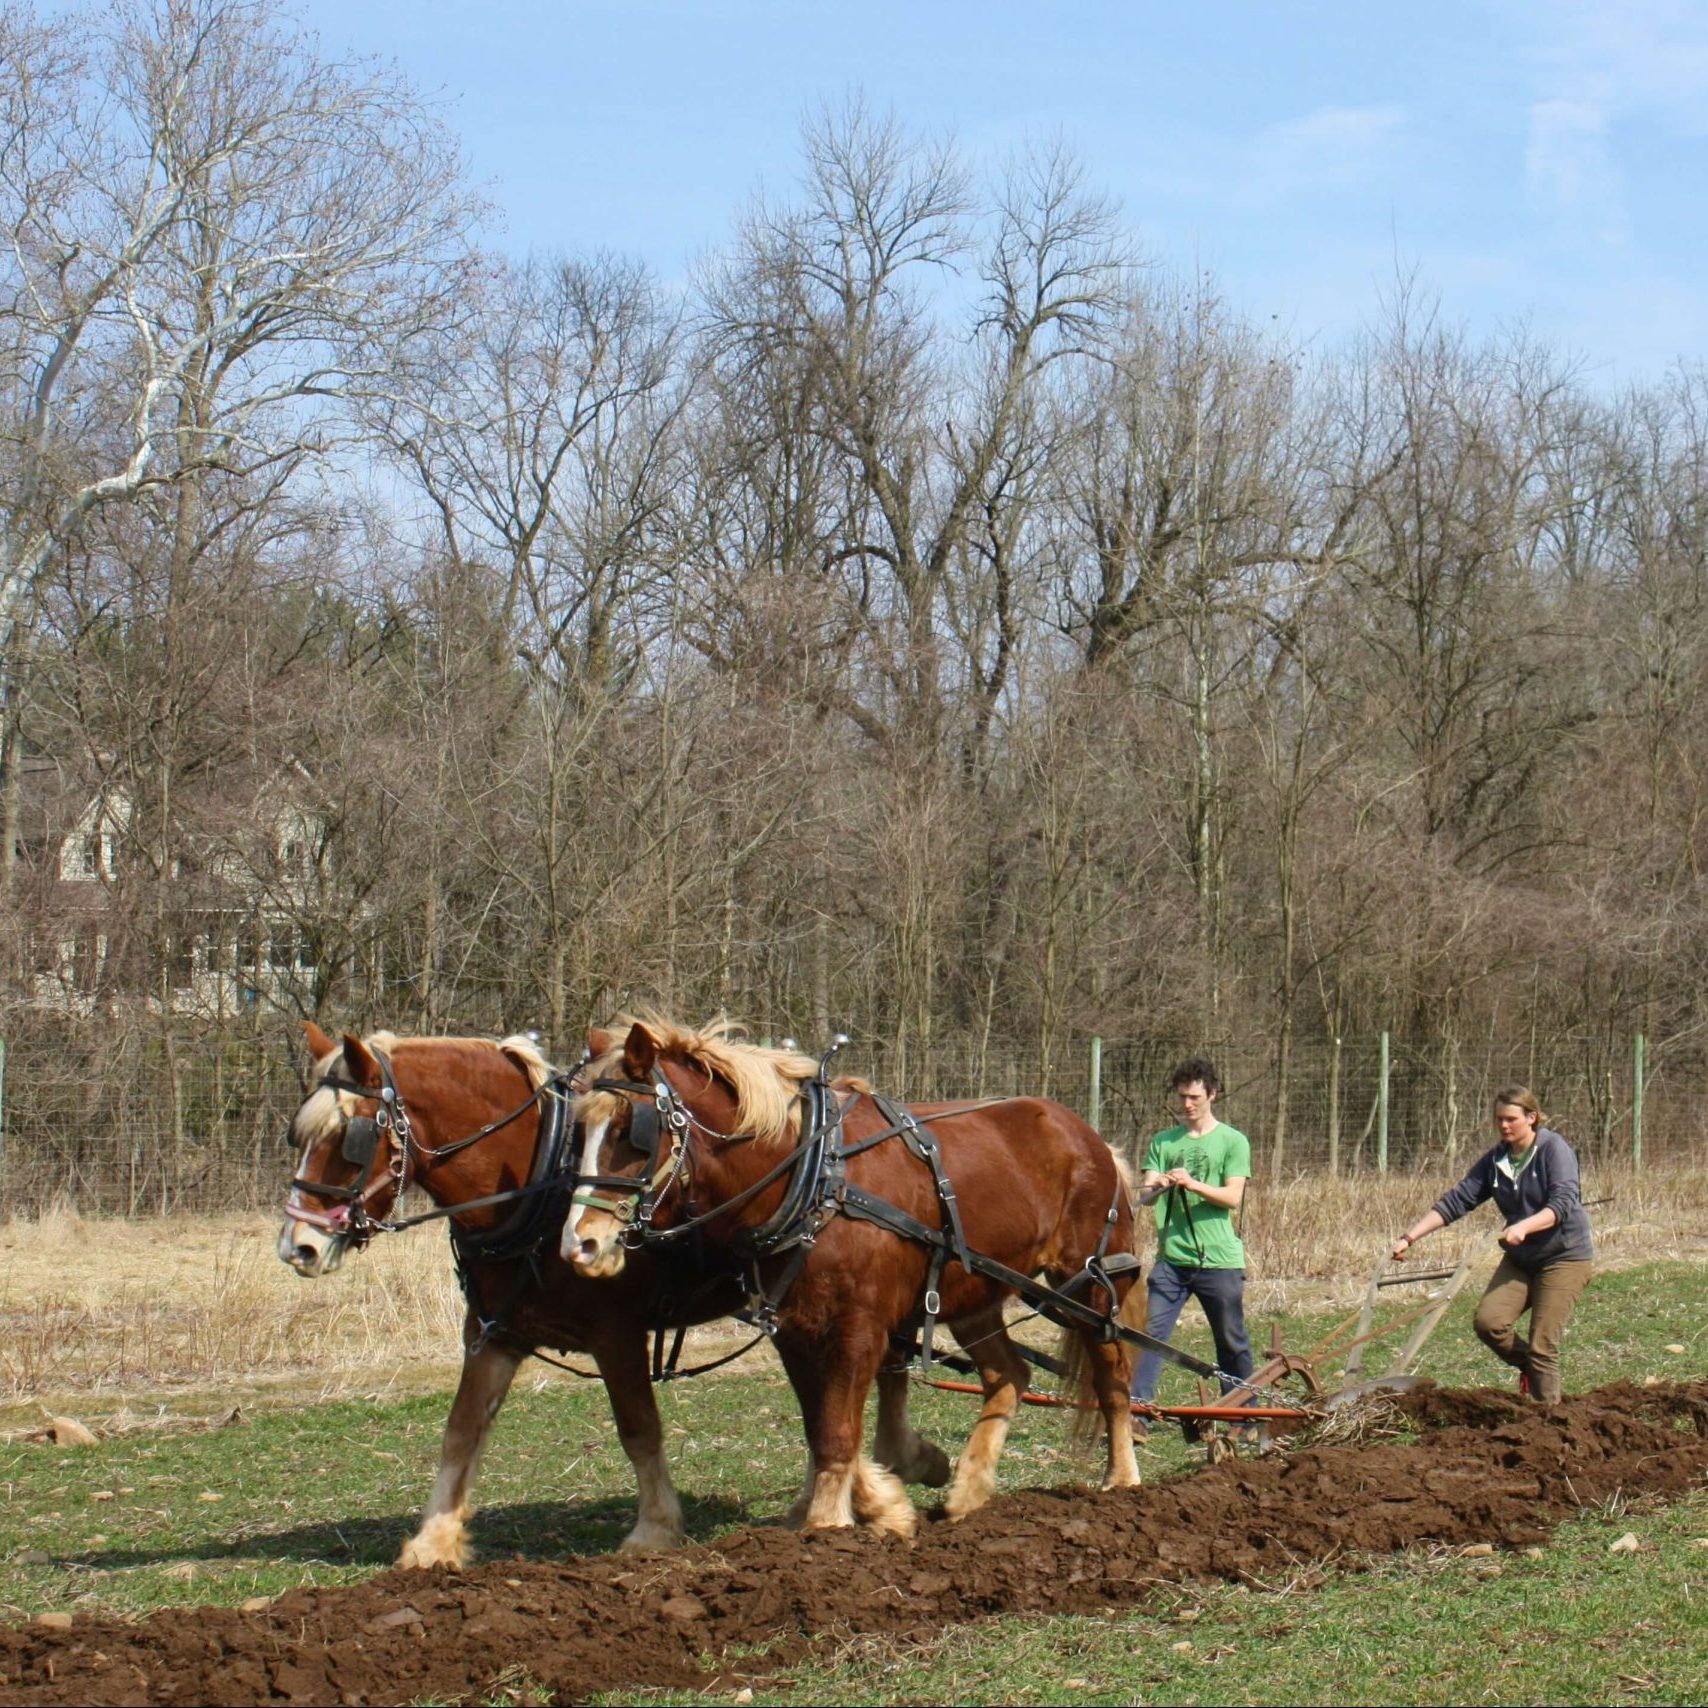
[70,925,101,992]
[166,930,196,989]
[206,920,234,972]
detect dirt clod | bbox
[1,1380,1704,1707]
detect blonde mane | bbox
[574,1012,821,1146]
[495,1034,555,1091]
[295,1031,557,1146]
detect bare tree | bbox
[369,249,694,1038]
[1052,276,1345,1023]
[0,0,476,905]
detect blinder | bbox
[342,1114,381,1169]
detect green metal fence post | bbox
[1088,1035,1103,1132]
[1632,1032,1645,1169]
[1377,1030,1390,1175]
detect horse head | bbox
[278,1021,405,1276]
[560,1015,816,1277]
[279,1022,559,1277]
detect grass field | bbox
[2,1176,1706,1704]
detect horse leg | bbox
[777,1327,915,1538]
[1085,1328,1142,1490]
[942,1306,1030,1522]
[592,1330,685,1551]
[769,1336,830,1528]
[775,1336,830,1529]
[399,1334,522,1569]
[872,1364,951,1487]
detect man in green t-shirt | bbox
[1129,1056,1254,1422]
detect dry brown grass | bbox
[0,1207,467,1424]
[1239,1163,1708,1316]
[3,1163,1702,1424]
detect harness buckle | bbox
[924,1288,941,1316]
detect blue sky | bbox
[292,0,1708,387]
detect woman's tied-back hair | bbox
[1169,1056,1221,1097]
[1493,1084,1548,1128]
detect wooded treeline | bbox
[5,1,1708,1175]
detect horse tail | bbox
[1054,1255,1146,1452]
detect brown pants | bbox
[1472,1254,1593,1403]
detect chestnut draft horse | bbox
[279,1022,949,1568]
[564,1016,1145,1538]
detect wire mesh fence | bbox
[0,1022,1696,1215]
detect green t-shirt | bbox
[1143,1121,1251,1269]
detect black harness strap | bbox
[887,1330,1070,1382]
[737,1077,844,1257]
[837,1180,1227,1385]
[868,1092,972,1373]
[449,1079,574,1264]
[837,1097,1012,1160]
[718,1082,848,1335]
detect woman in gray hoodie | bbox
[1392,1086,1594,1403]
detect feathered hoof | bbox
[619,1519,684,1552]
[398,1512,467,1570]
[942,1479,994,1524]
[861,1501,918,1539]
[852,1458,917,1537]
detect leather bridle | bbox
[285,1047,560,1248]
[285,1047,414,1247]
[571,1075,691,1245]
[573,1071,838,1253]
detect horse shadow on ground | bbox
[69,1493,752,1575]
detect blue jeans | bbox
[1130,1259,1253,1402]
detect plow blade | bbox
[1325,1373,1427,1406]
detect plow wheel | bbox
[1190,1334,1325,1460]
[1243,1355,1324,1451]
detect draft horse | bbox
[563,1016,1144,1537]
[279,1021,949,1567]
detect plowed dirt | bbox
[3,1380,1706,1706]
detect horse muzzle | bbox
[278,1217,349,1277]
[561,1213,629,1278]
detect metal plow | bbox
[914,1230,1504,1459]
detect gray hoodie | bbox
[1432,1127,1594,1270]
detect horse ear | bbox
[341,1032,381,1088]
[621,1023,658,1081]
[587,1026,621,1058]
[303,1021,337,1062]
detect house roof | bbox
[15,755,104,854]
